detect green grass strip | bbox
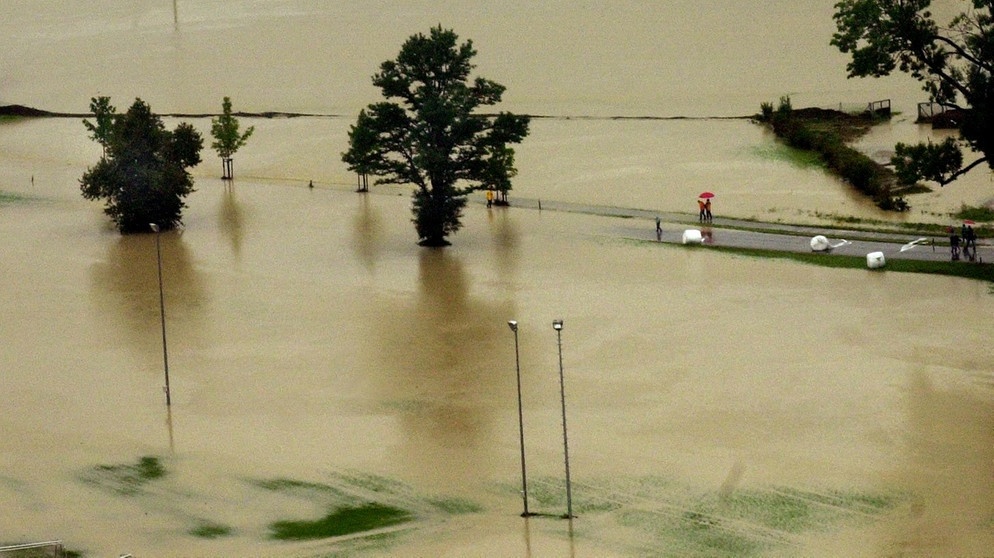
[269,502,412,541]
[703,244,993,283]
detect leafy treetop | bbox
[342,26,530,246]
[210,96,254,159]
[80,97,203,233]
[832,0,993,185]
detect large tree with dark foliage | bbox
[342,26,530,246]
[80,97,203,233]
[831,0,993,186]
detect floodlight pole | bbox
[553,319,573,519]
[507,320,531,517]
[150,223,171,407]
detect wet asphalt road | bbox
[505,197,987,264]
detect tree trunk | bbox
[413,188,454,247]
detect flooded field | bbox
[1,2,993,556]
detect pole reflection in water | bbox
[521,514,533,558]
[567,517,576,558]
[166,406,175,454]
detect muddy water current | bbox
[1,2,993,556]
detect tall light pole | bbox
[553,319,573,519]
[507,320,531,517]
[150,223,171,407]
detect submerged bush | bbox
[955,204,994,223]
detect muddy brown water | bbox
[2,2,993,556]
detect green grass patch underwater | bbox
[750,142,824,169]
[0,191,35,204]
[268,502,412,541]
[80,455,166,495]
[518,473,902,557]
[611,479,901,557]
[254,472,481,546]
[189,521,233,539]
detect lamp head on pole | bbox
[553,319,563,331]
[149,223,160,233]
[507,320,518,332]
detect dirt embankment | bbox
[0,104,334,119]
[0,104,80,117]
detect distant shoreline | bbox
[0,104,82,117]
[0,104,332,119]
[0,104,756,121]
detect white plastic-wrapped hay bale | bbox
[810,235,830,251]
[682,229,704,244]
[866,251,886,269]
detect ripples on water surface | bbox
[1,2,993,556]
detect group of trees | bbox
[80,98,203,233]
[83,26,529,246]
[85,6,990,243]
[81,96,253,232]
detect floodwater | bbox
[1,2,993,557]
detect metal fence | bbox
[833,99,890,116]
[0,541,64,558]
[866,99,891,116]
[917,101,949,122]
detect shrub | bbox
[760,100,903,210]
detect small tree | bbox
[82,96,116,156]
[342,26,530,246]
[342,109,377,192]
[80,98,203,233]
[831,0,993,186]
[210,96,254,180]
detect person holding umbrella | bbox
[700,191,714,223]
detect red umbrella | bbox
[699,191,715,199]
[963,219,976,225]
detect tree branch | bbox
[932,34,993,73]
[939,156,989,186]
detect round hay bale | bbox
[682,229,703,244]
[866,251,886,269]
[810,235,830,251]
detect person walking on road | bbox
[704,198,712,223]
[950,228,961,260]
[965,225,977,248]
[964,225,977,261]
[698,199,706,222]
[655,216,662,241]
